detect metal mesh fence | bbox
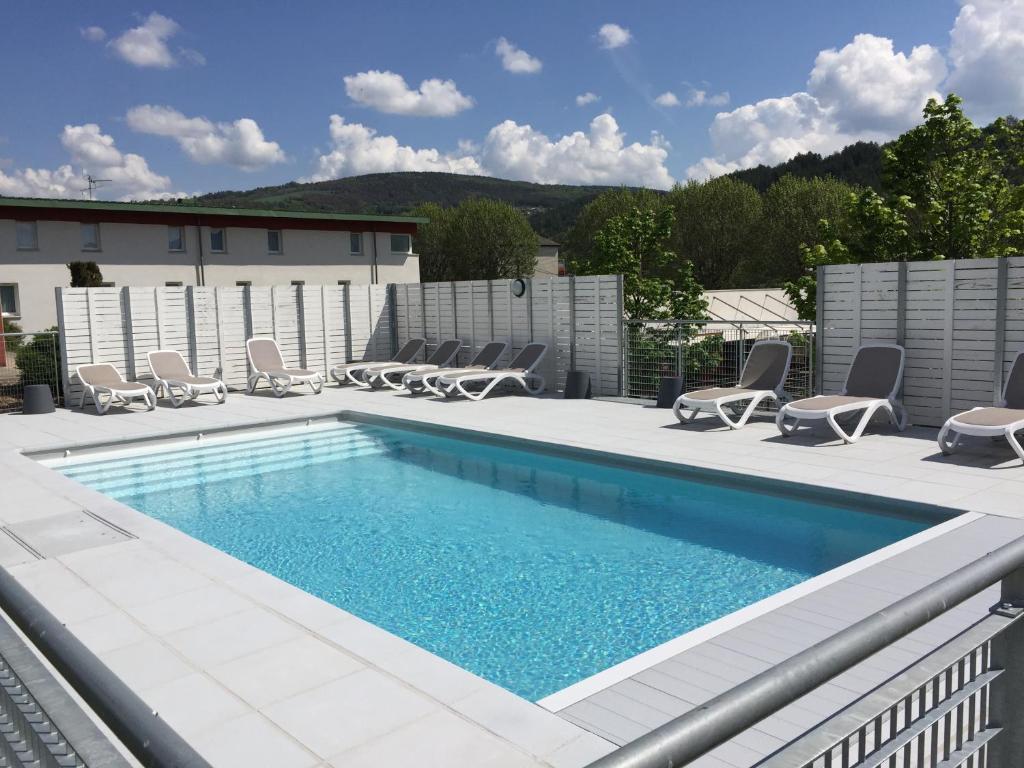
[0,332,61,414]
[622,320,814,403]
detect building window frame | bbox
[267,229,283,254]
[210,228,227,253]
[235,280,252,287]
[290,280,305,286]
[80,222,102,252]
[350,232,362,255]
[99,281,115,288]
[168,225,186,252]
[165,281,184,287]
[0,284,20,318]
[390,233,412,254]
[15,221,38,251]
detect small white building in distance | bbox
[0,197,425,331]
[535,236,561,277]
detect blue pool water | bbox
[59,422,932,700]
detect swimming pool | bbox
[57,421,936,700]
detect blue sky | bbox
[2,0,1018,200]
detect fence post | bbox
[987,568,1024,767]
[815,266,824,396]
[994,257,1008,405]
[569,276,577,371]
[123,287,136,380]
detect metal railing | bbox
[621,319,814,401]
[586,536,1024,768]
[0,332,61,414]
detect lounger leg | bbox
[216,383,227,403]
[246,373,259,394]
[717,394,773,430]
[96,390,111,415]
[776,406,800,437]
[523,374,545,396]
[310,375,323,395]
[1006,429,1024,463]
[826,404,881,445]
[346,368,366,386]
[672,397,698,424]
[146,389,156,411]
[79,387,89,410]
[937,422,961,455]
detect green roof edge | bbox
[0,196,429,224]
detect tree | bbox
[562,187,666,270]
[784,94,1024,318]
[15,327,62,398]
[666,177,762,289]
[737,175,855,288]
[413,198,537,282]
[68,261,104,287]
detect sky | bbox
[1,0,1021,201]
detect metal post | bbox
[815,265,825,396]
[987,567,1024,767]
[993,257,1009,405]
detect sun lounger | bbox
[938,350,1024,463]
[76,363,156,414]
[147,350,227,407]
[246,338,323,397]
[435,343,547,401]
[362,339,462,390]
[407,341,509,395]
[673,340,792,429]
[330,338,426,386]
[777,343,907,444]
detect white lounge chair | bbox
[76,363,156,414]
[330,338,426,386]
[147,350,227,407]
[673,340,792,429]
[938,350,1024,463]
[436,343,547,401]
[777,343,908,444]
[362,339,462,390]
[246,338,323,397]
[407,341,509,395]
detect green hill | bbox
[191,172,626,239]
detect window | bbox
[210,228,226,253]
[337,279,351,286]
[80,222,101,251]
[267,230,283,254]
[235,280,252,287]
[390,233,412,254]
[100,281,115,287]
[15,221,38,250]
[0,284,19,317]
[350,233,362,254]
[290,280,305,286]
[165,281,184,287]
[168,226,185,252]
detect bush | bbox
[15,327,62,399]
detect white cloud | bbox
[306,116,484,180]
[0,123,179,200]
[495,37,542,74]
[126,105,286,171]
[306,113,674,189]
[688,33,946,179]
[597,23,632,49]
[947,0,1024,122]
[685,88,730,108]
[108,12,202,69]
[575,92,600,107]
[80,26,106,42]
[654,91,681,107]
[481,113,674,189]
[343,70,473,117]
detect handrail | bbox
[585,535,1024,768]
[0,566,213,768]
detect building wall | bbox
[534,243,560,277]
[0,219,419,330]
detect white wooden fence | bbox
[55,275,623,403]
[817,257,1024,426]
[391,275,623,397]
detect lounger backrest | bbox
[508,343,547,373]
[77,363,125,387]
[392,338,426,363]
[1003,351,1024,408]
[843,344,905,399]
[148,350,191,379]
[470,341,508,369]
[247,338,284,372]
[427,339,462,366]
[738,341,791,391]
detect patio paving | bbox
[1,386,1022,767]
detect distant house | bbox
[534,236,561,277]
[0,198,425,330]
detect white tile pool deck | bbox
[1,388,1023,768]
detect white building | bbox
[0,198,424,330]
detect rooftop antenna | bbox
[81,173,111,200]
